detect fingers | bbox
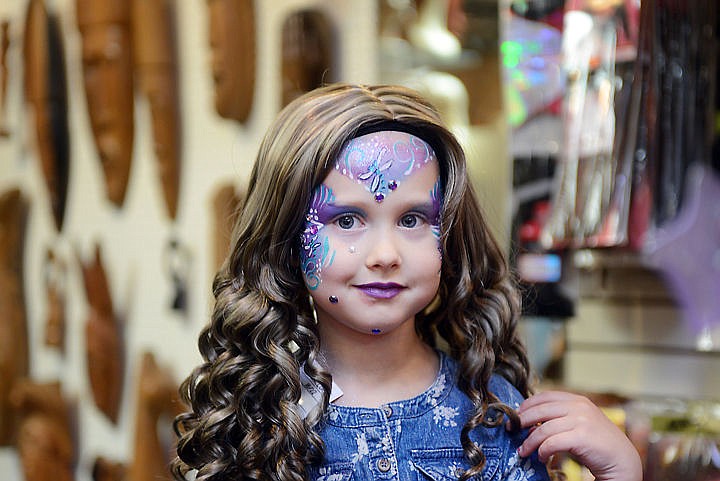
[518,390,588,413]
[515,392,644,481]
[518,391,598,428]
[517,414,577,461]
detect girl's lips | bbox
[354,282,405,299]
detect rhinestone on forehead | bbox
[335,131,436,202]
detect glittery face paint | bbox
[335,131,436,203]
[429,178,443,243]
[301,131,444,291]
[300,184,336,290]
[300,130,444,342]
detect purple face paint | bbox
[300,184,336,290]
[335,131,436,202]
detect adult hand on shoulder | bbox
[515,391,642,481]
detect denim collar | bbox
[324,351,455,427]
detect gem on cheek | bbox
[371,329,382,335]
[329,295,339,304]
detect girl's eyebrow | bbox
[408,201,435,214]
[317,203,367,221]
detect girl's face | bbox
[300,130,442,337]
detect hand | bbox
[516,391,642,481]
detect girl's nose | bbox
[365,231,402,270]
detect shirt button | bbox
[376,458,391,472]
[382,405,393,418]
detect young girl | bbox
[172,83,641,481]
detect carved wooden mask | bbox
[76,0,134,207]
[207,0,255,122]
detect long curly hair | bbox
[172,83,530,481]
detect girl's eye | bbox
[400,214,420,228]
[337,215,356,229]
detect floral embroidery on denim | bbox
[448,461,465,478]
[316,467,344,481]
[505,452,538,481]
[425,372,447,406]
[351,432,369,464]
[433,405,459,427]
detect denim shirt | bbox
[310,352,550,481]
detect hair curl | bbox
[172,83,531,481]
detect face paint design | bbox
[429,178,443,241]
[335,131,435,203]
[300,184,336,290]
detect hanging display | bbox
[92,457,125,481]
[0,188,29,446]
[281,9,333,107]
[127,352,182,481]
[0,19,9,137]
[163,238,191,313]
[76,0,134,207]
[22,0,70,232]
[43,248,66,353]
[77,243,124,424]
[207,0,255,122]
[12,380,75,481]
[542,0,717,250]
[132,0,182,220]
[645,163,720,344]
[212,182,244,270]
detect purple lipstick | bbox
[355,282,405,299]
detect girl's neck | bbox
[319,321,439,408]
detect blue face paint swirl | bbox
[300,184,336,290]
[336,131,436,203]
[430,178,443,242]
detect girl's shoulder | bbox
[488,373,526,409]
[443,353,527,408]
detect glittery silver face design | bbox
[300,131,444,291]
[335,131,436,203]
[299,184,336,290]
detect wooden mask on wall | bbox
[212,183,244,271]
[128,352,183,481]
[12,381,75,481]
[76,0,134,207]
[281,9,334,107]
[207,0,255,122]
[0,189,29,446]
[132,0,182,220]
[23,0,70,231]
[77,243,124,424]
[0,20,10,137]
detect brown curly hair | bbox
[172,83,530,481]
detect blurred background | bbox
[0,0,718,480]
